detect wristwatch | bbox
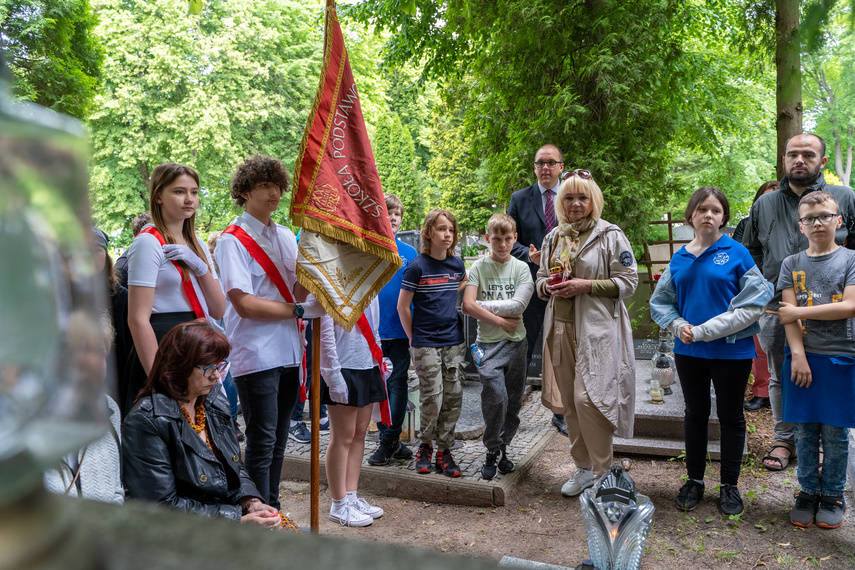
[293,303,304,319]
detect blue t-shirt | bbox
[669,234,755,360]
[400,253,466,347]
[379,237,418,340]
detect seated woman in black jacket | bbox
[122,319,290,529]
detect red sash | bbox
[139,227,205,319]
[355,314,391,425]
[223,223,308,401]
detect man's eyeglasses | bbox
[534,160,563,169]
[196,360,230,379]
[798,213,839,226]
[561,169,592,180]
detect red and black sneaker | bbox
[435,448,461,478]
[415,443,433,474]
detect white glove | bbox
[301,295,327,319]
[382,357,393,382]
[325,370,349,404]
[162,244,208,277]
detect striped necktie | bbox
[544,189,557,232]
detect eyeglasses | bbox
[798,213,839,226]
[534,160,563,169]
[561,169,592,180]
[196,360,229,379]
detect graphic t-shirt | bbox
[379,237,418,340]
[467,256,532,343]
[777,247,855,356]
[400,254,466,347]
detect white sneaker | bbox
[329,503,373,527]
[350,496,384,519]
[561,468,596,497]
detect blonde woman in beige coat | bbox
[535,169,638,498]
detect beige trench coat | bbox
[536,218,638,439]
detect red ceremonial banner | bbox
[289,5,401,331]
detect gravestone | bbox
[614,359,738,460]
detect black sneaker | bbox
[481,451,499,480]
[367,439,396,466]
[815,495,846,529]
[675,480,704,511]
[392,441,413,460]
[719,484,744,516]
[436,448,461,478]
[790,491,820,527]
[415,444,433,474]
[498,444,515,474]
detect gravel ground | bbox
[275,381,855,569]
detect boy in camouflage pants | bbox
[398,209,467,477]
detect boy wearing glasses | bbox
[776,191,855,530]
[214,155,323,510]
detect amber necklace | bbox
[181,402,213,451]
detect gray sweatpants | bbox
[478,339,528,453]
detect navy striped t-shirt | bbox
[401,253,466,347]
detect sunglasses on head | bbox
[561,169,592,181]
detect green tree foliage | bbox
[428,103,494,234]
[0,0,103,118]
[374,111,424,229]
[803,6,855,187]
[88,0,325,245]
[348,0,698,246]
[384,66,437,165]
[666,2,779,218]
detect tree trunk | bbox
[775,0,803,180]
[137,160,150,202]
[843,125,853,188]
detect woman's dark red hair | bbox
[137,319,230,404]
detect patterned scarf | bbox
[550,216,598,278]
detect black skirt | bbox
[320,366,387,408]
[121,311,197,418]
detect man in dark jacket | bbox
[743,133,855,471]
[508,143,567,436]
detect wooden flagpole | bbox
[310,318,321,533]
[310,0,334,534]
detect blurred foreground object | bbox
[579,466,654,570]
[0,54,107,506]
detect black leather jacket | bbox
[122,392,259,522]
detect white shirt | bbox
[127,226,217,315]
[320,298,380,383]
[215,211,302,376]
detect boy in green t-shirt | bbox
[462,213,534,479]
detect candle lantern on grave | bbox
[650,330,676,396]
[579,466,655,570]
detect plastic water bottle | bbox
[470,343,484,366]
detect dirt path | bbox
[279,407,854,569]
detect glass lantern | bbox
[580,466,655,570]
[651,330,676,395]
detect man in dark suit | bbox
[508,143,567,436]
